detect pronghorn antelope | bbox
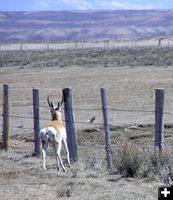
[40,97,70,171]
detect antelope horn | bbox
[57,96,64,107]
[47,97,53,108]
[60,96,64,106]
[57,101,61,109]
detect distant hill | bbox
[0,10,173,42]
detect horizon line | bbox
[0,8,173,12]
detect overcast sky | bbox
[0,0,173,11]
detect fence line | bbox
[11,103,33,107]
[7,105,173,116]
[3,112,173,136]
[1,84,173,168]
[163,112,173,116]
[1,122,172,136]
[2,104,173,128]
[1,38,173,51]
[9,85,169,94]
[9,126,33,130]
[7,85,173,93]
[2,105,173,128]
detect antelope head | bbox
[47,96,64,120]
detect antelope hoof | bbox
[57,167,60,171]
[63,168,67,172]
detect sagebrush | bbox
[113,140,173,183]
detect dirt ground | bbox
[0,47,173,199]
[1,125,170,200]
[1,124,173,200]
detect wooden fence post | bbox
[2,84,10,151]
[63,88,78,163]
[158,38,162,46]
[155,88,164,152]
[33,88,40,157]
[100,88,112,170]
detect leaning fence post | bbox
[100,88,112,170]
[2,84,10,151]
[63,88,78,163]
[33,88,40,157]
[155,88,164,152]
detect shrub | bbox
[139,149,173,183]
[113,141,143,177]
[113,140,173,182]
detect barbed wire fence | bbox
[1,38,173,51]
[1,84,173,169]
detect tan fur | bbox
[40,98,70,171]
[46,120,64,143]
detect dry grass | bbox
[113,140,143,177]
[1,46,173,199]
[1,47,173,68]
[139,149,173,184]
[113,139,173,184]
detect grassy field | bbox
[0,46,173,199]
[1,46,173,68]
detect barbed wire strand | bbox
[1,110,173,131]
[4,102,173,116]
[11,103,33,107]
[9,126,33,130]
[1,108,173,123]
[6,124,173,135]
